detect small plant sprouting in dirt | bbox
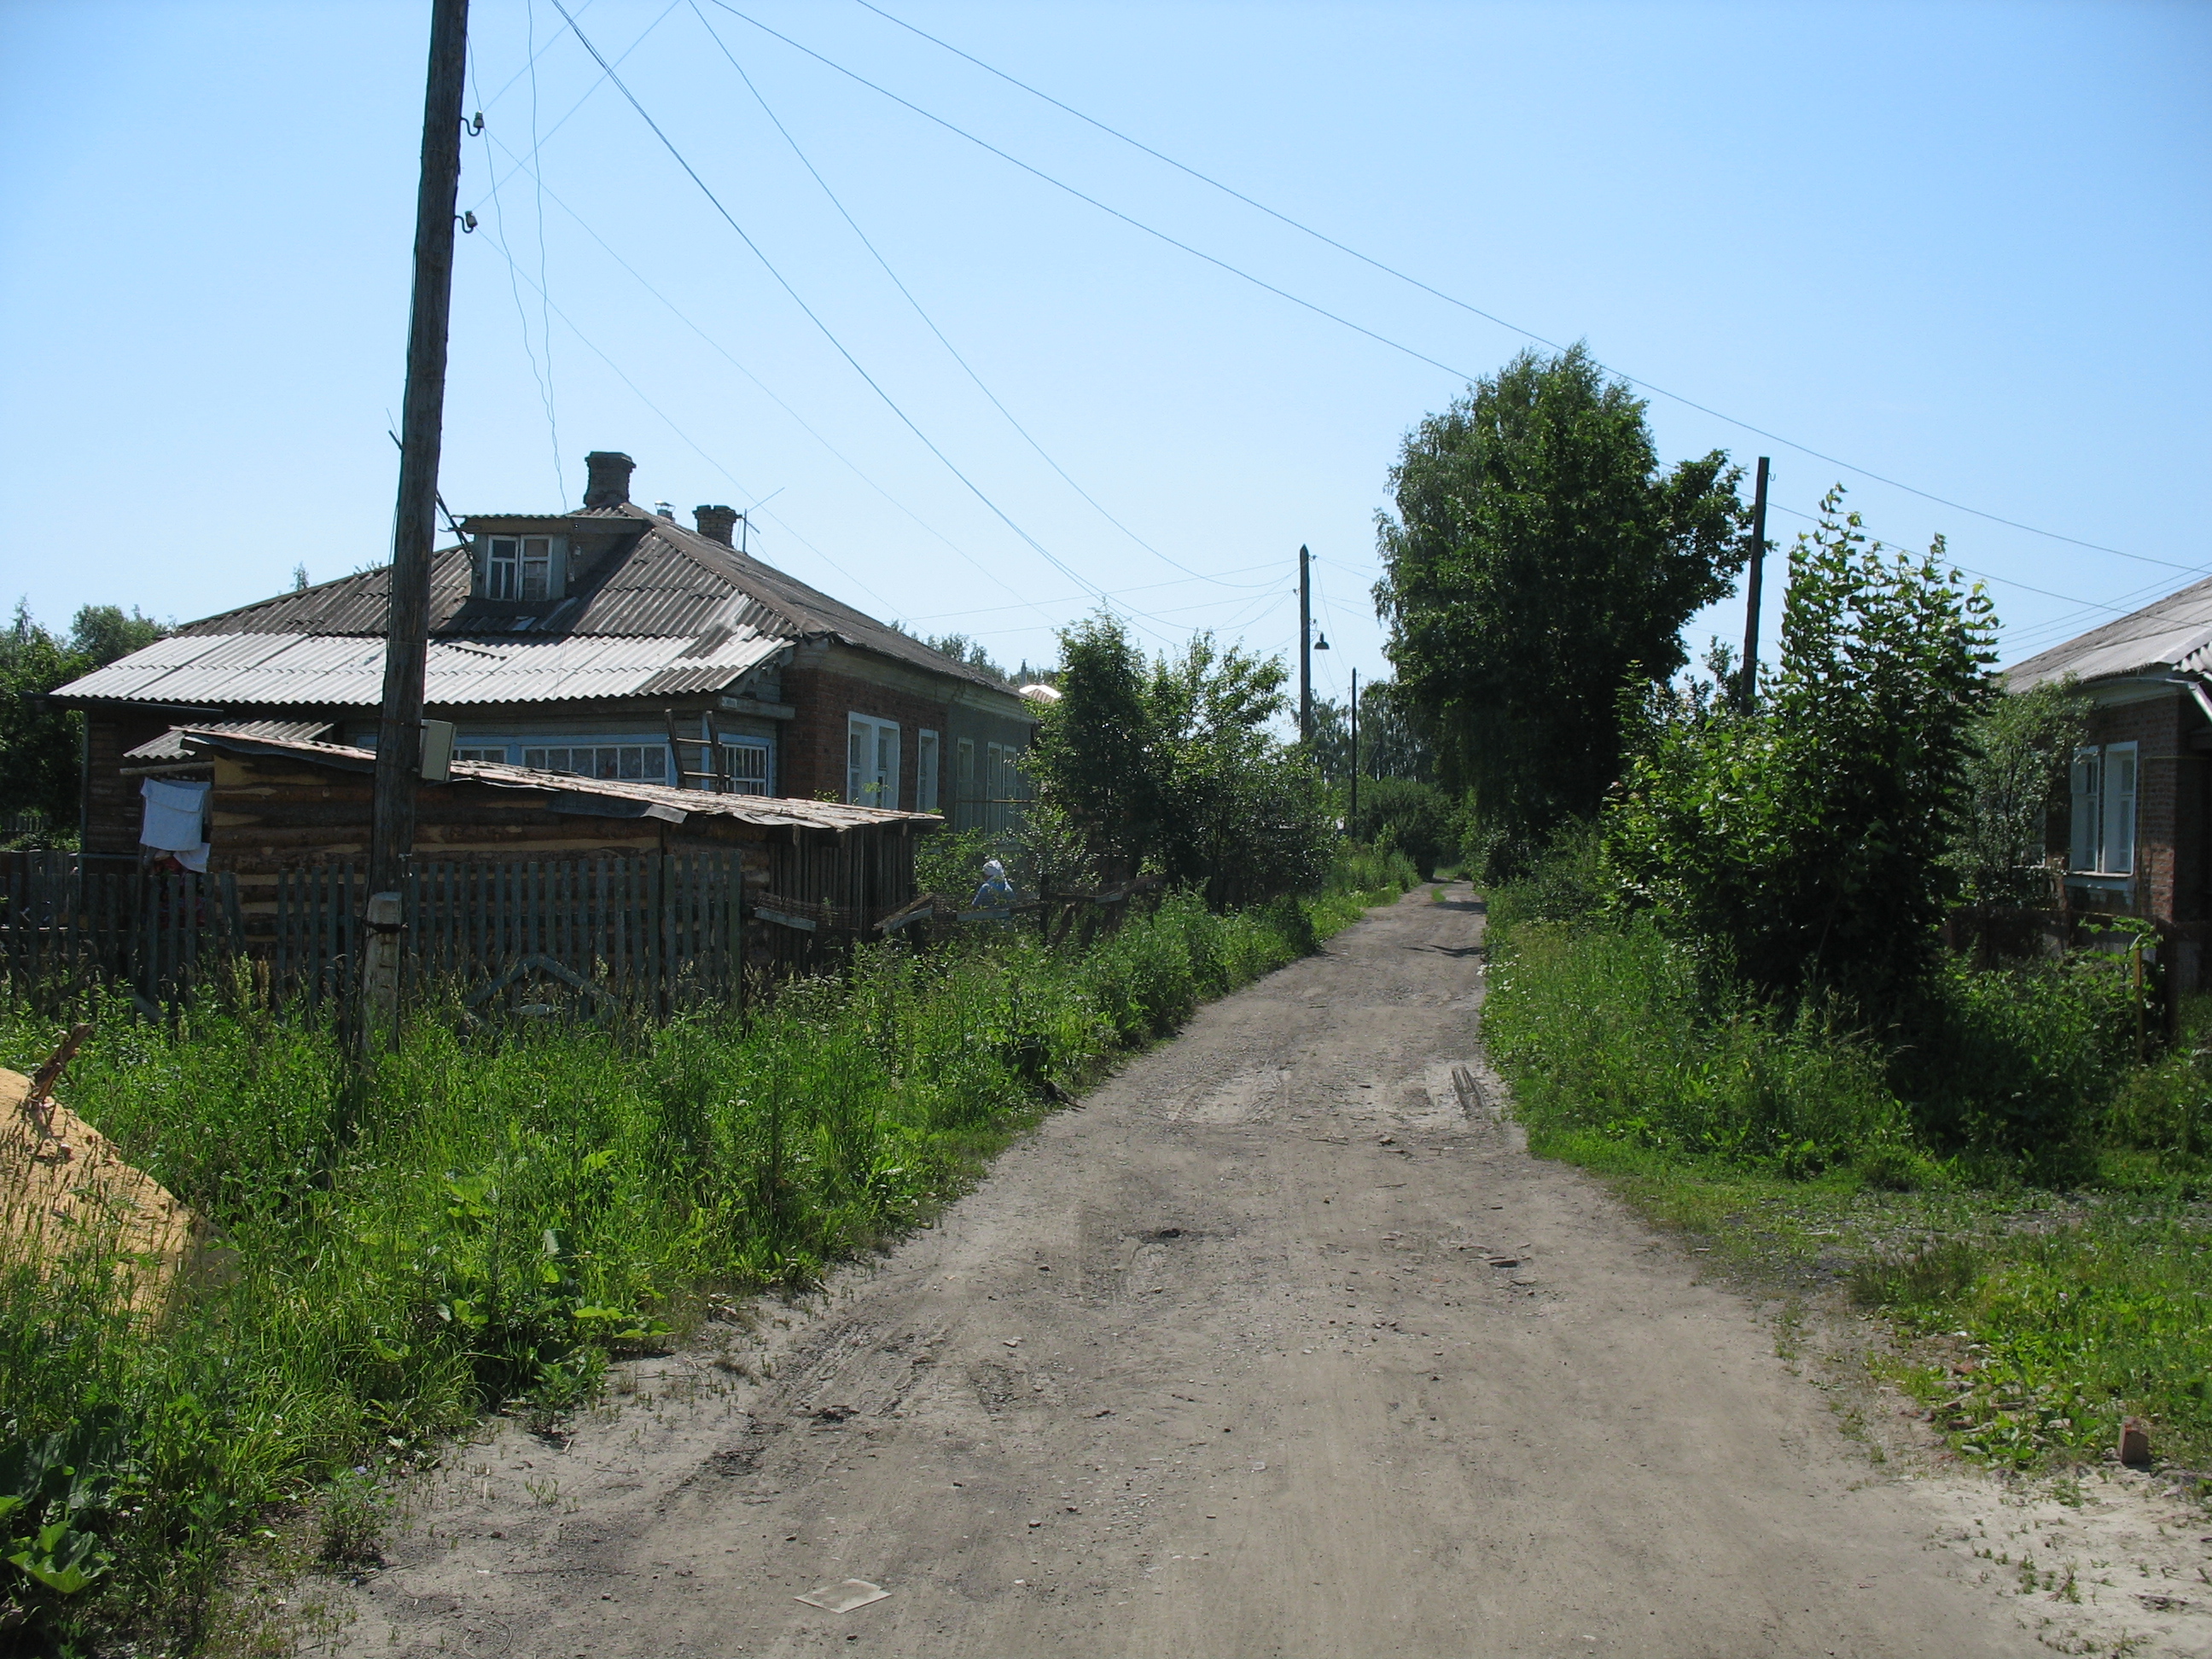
[316,1467,386,1568]
[523,1476,561,1508]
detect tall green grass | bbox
[0,882,1401,1651]
[1482,869,2209,1478]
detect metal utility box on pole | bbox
[1738,456,1770,709]
[369,0,470,898]
[1299,544,1313,746]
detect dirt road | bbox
[341,887,2039,1657]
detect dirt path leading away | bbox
[339,888,2042,1658]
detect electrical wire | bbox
[524,0,566,507]
[477,131,1054,616]
[847,0,2197,578]
[469,209,904,614]
[550,0,1194,645]
[686,1,1222,590]
[468,48,562,504]
[469,1,683,218]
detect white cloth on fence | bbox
[140,777,210,870]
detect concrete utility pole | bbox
[369,0,470,897]
[1738,456,1771,710]
[1299,544,1313,746]
[1349,667,1359,826]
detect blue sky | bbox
[3,1,2207,713]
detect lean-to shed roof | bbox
[180,728,941,833]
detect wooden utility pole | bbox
[1738,456,1770,709]
[369,0,471,896]
[1348,667,1359,827]
[1299,544,1313,746]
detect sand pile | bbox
[1,1065,200,1314]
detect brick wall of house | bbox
[778,658,954,809]
[2079,690,2206,928]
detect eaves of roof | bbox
[2007,574,2212,692]
[179,728,941,833]
[55,629,789,708]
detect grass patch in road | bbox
[0,872,1416,1655]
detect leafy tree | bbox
[890,622,1015,684]
[1950,678,2087,910]
[1347,776,1455,878]
[68,604,166,667]
[1604,492,1998,1018]
[1026,613,1335,907]
[1375,344,1747,868]
[0,602,170,844]
[1310,677,1434,790]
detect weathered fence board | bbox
[2,850,748,1016]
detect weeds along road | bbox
[340,886,2032,1658]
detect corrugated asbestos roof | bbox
[73,500,1020,698]
[125,719,334,762]
[182,728,940,833]
[60,628,789,708]
[2006,575,2212,692]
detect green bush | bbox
[1483,913,1912,1175]
[1330,840,1419,903]
[1897,954,2139,1162]
[1346,777,1454,878]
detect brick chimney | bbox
[694,504,737,547]
[583,451,634,508]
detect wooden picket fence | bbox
[0,852,246,1010]
[1,850,746,1017]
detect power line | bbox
[481,119,1303,647]
[846,0,2195,579]
[523,0,566,509]
[470,209,907,616]
[477,130,1051,613]
[468,48,562,504]
[550,0,1190,646]
[469,1,683,218]
[704,2,1486,385]
[686,1,1220,590]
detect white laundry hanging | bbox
[140,777,211,871]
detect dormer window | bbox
[483,534,562,601]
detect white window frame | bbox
[510,736,672,784]
[719,736,773,796]
[985,741,1019,833]
[847,713,899,809]
[916,729,940,813]
[2069,742,2137,876]
[482,534,565,602]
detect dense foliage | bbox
[1605,493,1998,1020]
[1345,776,1456,879]
[1308,676,1434,789]
[1374,344,1746,868]
[0,602,168,843]
[1947,678,2088,911]
[1025,613,1336,908]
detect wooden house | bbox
[53,450,1039,861]
[178,725,939,980]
